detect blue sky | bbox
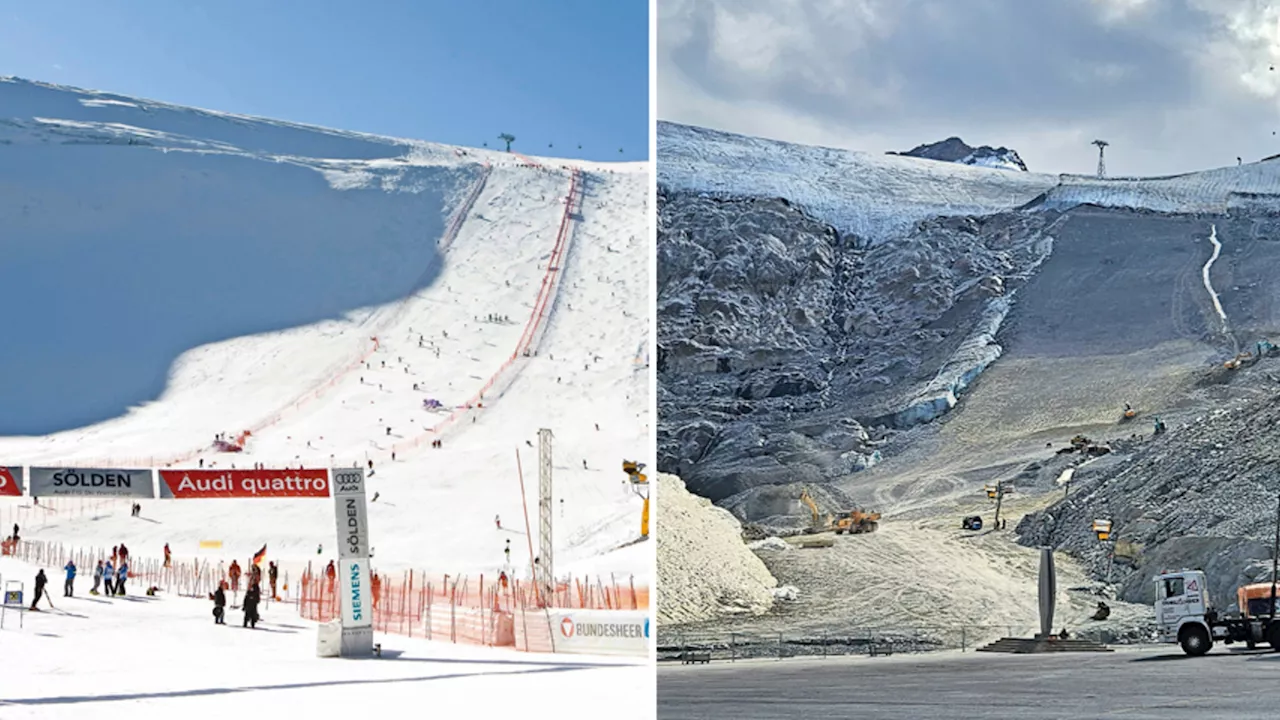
[0,0,649,161]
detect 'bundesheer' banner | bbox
[0,467,21,497]
[158,469,331,499]
[28,467,155,498]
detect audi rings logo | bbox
[561,617,575,638]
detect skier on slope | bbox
[163,543,171,568]
[29,569,50,610]
[228,560,242,592]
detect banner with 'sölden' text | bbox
[27,467,155,498]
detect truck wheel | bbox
[1267,621,1280,651]
[1180,625,1211,656]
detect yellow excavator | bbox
[799,489,880,535]
[799,489,831,534]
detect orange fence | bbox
[5,538,647,654]
[298,564,646,651]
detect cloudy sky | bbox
[659,0,1280,176]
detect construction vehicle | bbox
[833,508,880,534]
[962,515,983,531]
[1155,569,1280,655]
[798,490,880,535]
[799,489,833,535]
[1225,340,1279,370]
[1238,583,1280,620]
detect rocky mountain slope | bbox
[657,121,1280,634]
[657,188,1058,505]
[1018,373,1280,610]
[891,137,1029,172]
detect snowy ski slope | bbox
[659,121,1280,244]
[0,77,650,583]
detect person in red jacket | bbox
[228,560,242,592]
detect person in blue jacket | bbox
[63,560,77,597]
[116,560,129,596]
[103,560,116,596]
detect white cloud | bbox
[659,0,1280,175]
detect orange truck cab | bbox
[1237,583,1280,618]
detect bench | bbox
[869,643,894,657]
[680,651,711,665]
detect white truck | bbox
[1155,569,1280,656]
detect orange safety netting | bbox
[297,565,647,650]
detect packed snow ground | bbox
[0,557,653,720]
[0,77,651,586]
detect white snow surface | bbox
[658,121,1058,244]
[659,121,1280,244]
[0,557,653,720]
[0,77,651,585]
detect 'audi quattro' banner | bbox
[27,467,155,498]
[158,469,331,499]
[0,467,21,497]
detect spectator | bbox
[103,560,116,595]
[63,560,77,597]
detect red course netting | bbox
[298,564,647,651]
[389,166,582,459]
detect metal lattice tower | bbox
[1092,139,1109,179]
[537,428,554,595]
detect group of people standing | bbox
[211,559,278,628]
[28,545,131,610]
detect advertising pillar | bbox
[1038,546,1056,639]
[332,467,373,657]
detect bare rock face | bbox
[1019,393,1280,609]
[656,473,778,626]
[891,137,1029,172]
[657,188,1056,506]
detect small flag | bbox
[252,544,267,566]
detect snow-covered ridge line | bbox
[661,121,1280,244]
